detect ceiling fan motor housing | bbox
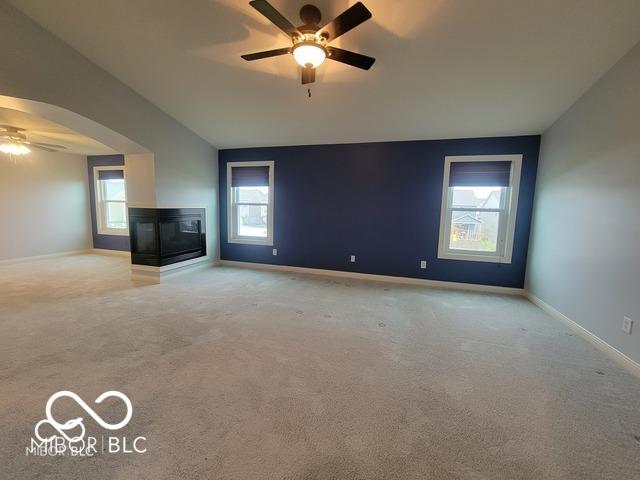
[0,126,27,142]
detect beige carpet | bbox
[1,253,639,479]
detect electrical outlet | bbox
[420,260,427,269]
[350,255,356,263]
[623,317,633,335]
[272,248,277,256]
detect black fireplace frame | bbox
[128,208,206,267]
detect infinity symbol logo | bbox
[34,391,132,443]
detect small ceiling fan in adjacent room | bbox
[241,1,375,84]
[0,125,67,157]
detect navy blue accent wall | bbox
[219,136,540,288]
[87,155,130,252]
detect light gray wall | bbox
[526,42,640,363]
[0,151,91,260]
[0,1,218,258]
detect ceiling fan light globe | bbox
[0,142,30,155]
[292,43,326,69]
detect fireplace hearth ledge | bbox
[131,255,213,283]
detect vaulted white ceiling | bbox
[10,0,640,148]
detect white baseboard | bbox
[88,248,130,257]
[0,248,130,267]
[0,249,89,266]
[525,292,640,379]
[218,260,524,295]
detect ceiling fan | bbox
[0,125,67,156]
[241,1,375,84]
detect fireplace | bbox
[128,208,206,267]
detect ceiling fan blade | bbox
[301,66,315,85]
[24,141,67,150]
[249,0,300,37]
[327,47,375,70]
[318,2,372,42]
[28,144,59,153]
[241,47,291,61]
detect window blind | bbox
[231,166,270,187]
[98,169,124,180]
[449,161,511,187]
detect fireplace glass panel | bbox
[159,220,201,256]
[133,222,157,254]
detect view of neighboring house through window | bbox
[227,161,274,245]
[450,187,502,251]
[94,166,128,235]
[438,155,522,263]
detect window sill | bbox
[228,237,273,246]
[437,251,512,264]
[97,229,129,237]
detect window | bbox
[94,166,128,236]
[438,155,521,263]
[227,161,274,245]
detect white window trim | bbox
[93,165,129,236]
[437,154,522,264]
[227,160,274,246]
